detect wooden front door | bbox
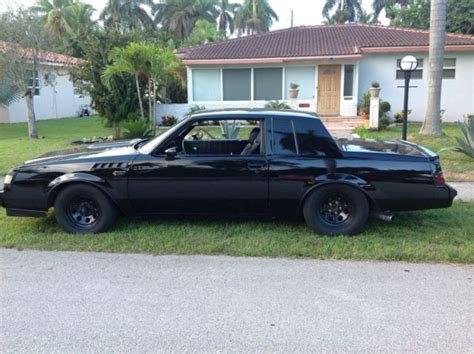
[317,65,341,116]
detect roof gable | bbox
[179,24,474,62]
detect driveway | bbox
[1,249,472,352]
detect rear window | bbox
[294,119,328,156]
[272,119,297,155]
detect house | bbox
[0,41,91,123]
[167,24,474,123]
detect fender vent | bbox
[92,162,125,170]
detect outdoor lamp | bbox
[399,55,418,72]
[399,55,418,140]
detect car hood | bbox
[337,138,437,159]
[23,145,139,166]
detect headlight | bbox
[3,169,15,185]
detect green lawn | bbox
[0,117,114,175]
[361,123,474,181]
[1,202,473,263]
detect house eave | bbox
[361,45,474,53]
[181,54,364,66]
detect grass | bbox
[1,201,473,263]
[0,117,114,175]
[361,123,474,181]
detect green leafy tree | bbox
[322,0,363,23]
[234,0,278,35]
[372,0,409,20]
[216,0,240,36]
[0,8,53,138]
[182,19,225,47]
[100,0,153,33]
[154,0,217,43]
[391,0,474,35]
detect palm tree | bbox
[100,0,153,32]
[372,0,409,20]
[216,0,240,36]
[102,42,180,122]
[154,0,217,43]
[357,9,378,24]
[31,0,75,35]
[322,0,363,22]
[67,2,96,35]
[420,0,446,135]
[234,0,278,35]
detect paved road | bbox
[1,249,472,352]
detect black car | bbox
[0,110,457,235]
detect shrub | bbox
[394,110,412,123]
[354,126,370,138]
[264,101,291,109]
[454,118,474,158]
[185,105,206,118]
[161,114,178,126]
[122,119,153,139]
[371,81,380,88]
[380,100,391,114]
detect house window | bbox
[28,71,40,96]
[284,66,315,100]
[192,69,221,101]
[443,58,456,79]
[343,64,354,98]
[396,58,423,79]
[223,68,251,101]
[253,68,282,100]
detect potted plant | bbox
[288,82,299,99]
[369,81,381,98]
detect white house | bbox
[166,24,474,123]
[0,41,91,123]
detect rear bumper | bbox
[445,183,458,206]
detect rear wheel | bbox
[303,184,369,236]
[54,184,117,233]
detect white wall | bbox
[6,65,91,123]
[187,61,359,117]
[358,52,474,122]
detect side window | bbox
[272,118,297,156]
[294,119,327,156]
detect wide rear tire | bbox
[303,184,369,236]
[54,184,117,233]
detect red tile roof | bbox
[0,41,82,66]
[178,24,474,62]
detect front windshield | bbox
[138,118,190,154]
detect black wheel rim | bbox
[318,194,352,225]
[67,196,100,229]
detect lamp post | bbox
[399,55,418,140]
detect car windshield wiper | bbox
[133,138,150,150]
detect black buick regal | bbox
[0,110,457,235]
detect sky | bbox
[1,0,389,28]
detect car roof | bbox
[191,108,320,120]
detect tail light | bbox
[433,171,446,185]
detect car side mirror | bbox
[164,146,178,159]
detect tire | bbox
[54,184,117,233]
[303,184,369,236]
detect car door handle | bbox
[247,163,266,170]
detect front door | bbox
[317,64,341,116]
[127,118,269,215]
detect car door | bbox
[127,117,269,215]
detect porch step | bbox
[320,116,363,139]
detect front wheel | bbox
[303,184,369,236]
[54,184,117,233]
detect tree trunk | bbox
[25,91,38,139]
[135,74,145,120]
[420,0,446,135]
